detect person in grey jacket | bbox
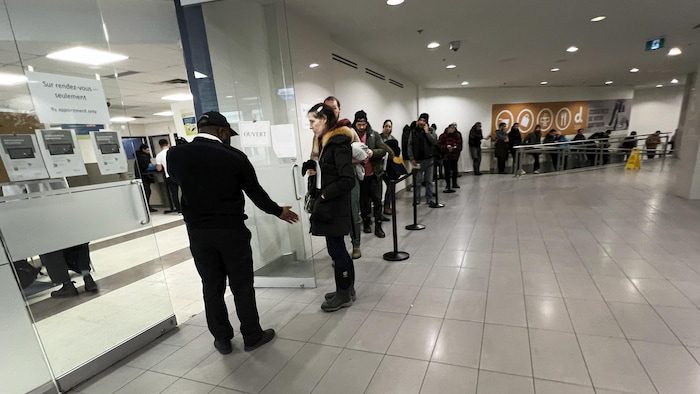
[406,113,438,205]
[353,110,392,238]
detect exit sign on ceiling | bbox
[645,37,665,51]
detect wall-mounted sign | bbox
[25,71,110,125]
[491,99,631,135]
[35,129,87,178]
[0,134,50,181]
[239,121,271,148]
[90,131,127,175]
[645,37,665,51]
[271,124,297,159]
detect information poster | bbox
[35,129,87,178]
[0,134,50,181]
[90,131,128,175]
[271,124,297,158]
[239,121,271,148]
[491,99,631,135]
[25,71,110,125]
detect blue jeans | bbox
[415,159,434,202]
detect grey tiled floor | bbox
[73,163,700,393]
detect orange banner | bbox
[492,101,589,135]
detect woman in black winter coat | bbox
[307,103,356,312]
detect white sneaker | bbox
[517,169,527,175]
[533,170,541,174]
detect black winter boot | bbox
[321,288,353,312]
[324,285,356,302]
[375,222,386,238]
[363,220,372,234]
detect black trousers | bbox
[530,154,540,171]
[443,159,458,188]
[383,177,391,209]
[496,156,507,174]
[360,174,382,223]
[326,236,355,290]
[142,177,153,207]
[187,226,263,345]
[469,146,482,173]
[166,177,182,211]
[40,243,91,284]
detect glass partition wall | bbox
[0,0,179,391]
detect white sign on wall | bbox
[0,134,50,181]
[90,131,128,175]
[35,129,87,178]
[25,71,110,125]
[239,121,271,148]
[271,124,297,159]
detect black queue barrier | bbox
[383,172,412,261]
[406,170,426,231]
[429,160,445,209]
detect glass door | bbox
[0,0,177,391]
[199,0,317,288]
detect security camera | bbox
[449,41,461,52]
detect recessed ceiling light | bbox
[668,47,682,56]
[446,64,456,69]
[225,95,233,98]
[110,116,135,123]
[0,72,28,86]
[550,68,560,72]
[427,42,440,49]
[386,0,404,5]
[656,84,664,88]
[629,68,640,73]
[46,46,128,66]
[590,16,606,22]
[153,111,174,116]
[461,81,469,86]
[194,71,208,79]
[605,81,614,85]
[540,81,548,85]
[566,46,579,53]
[309,63,319,68]
[161,93,193,101]
[671,78,679,84]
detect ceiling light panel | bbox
[387,0,404,5]
[0,72,28,86]
[566,46,579,53]
[427,42,440,49]
[153,111,174,116]
[446,64,456,69]
[161,93,193,101]
[46,46,128,66]
[668,47,682,56]
[590,16,606,22]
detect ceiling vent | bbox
[160,78,188,84]
[103,70,140,79]
[365,68,386,81]
[331,53,358,69]
[389,79,404,88]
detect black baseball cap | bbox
[197,111,238,136]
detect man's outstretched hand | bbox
[279,206,299,224]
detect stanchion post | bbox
[406,170,426,231]
[429,160,445,209]
[383,175,410,261]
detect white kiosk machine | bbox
[0,134,50,181]
[35,129,87,178]
[90,131,127,175]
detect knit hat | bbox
[354,110,367,122]
[419,113,430,122]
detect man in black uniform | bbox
[168,111,299,354]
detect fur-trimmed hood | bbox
[311,126,357,159]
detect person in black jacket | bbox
[467,122,485,175]
[406,113,438,204]
[507,123,523,170]
[135,144,157,212]
[622,131,638,161]
[523,125,542,173]
[307,103,357,312]
[167,111,298,355]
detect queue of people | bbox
[163,104,675,356]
